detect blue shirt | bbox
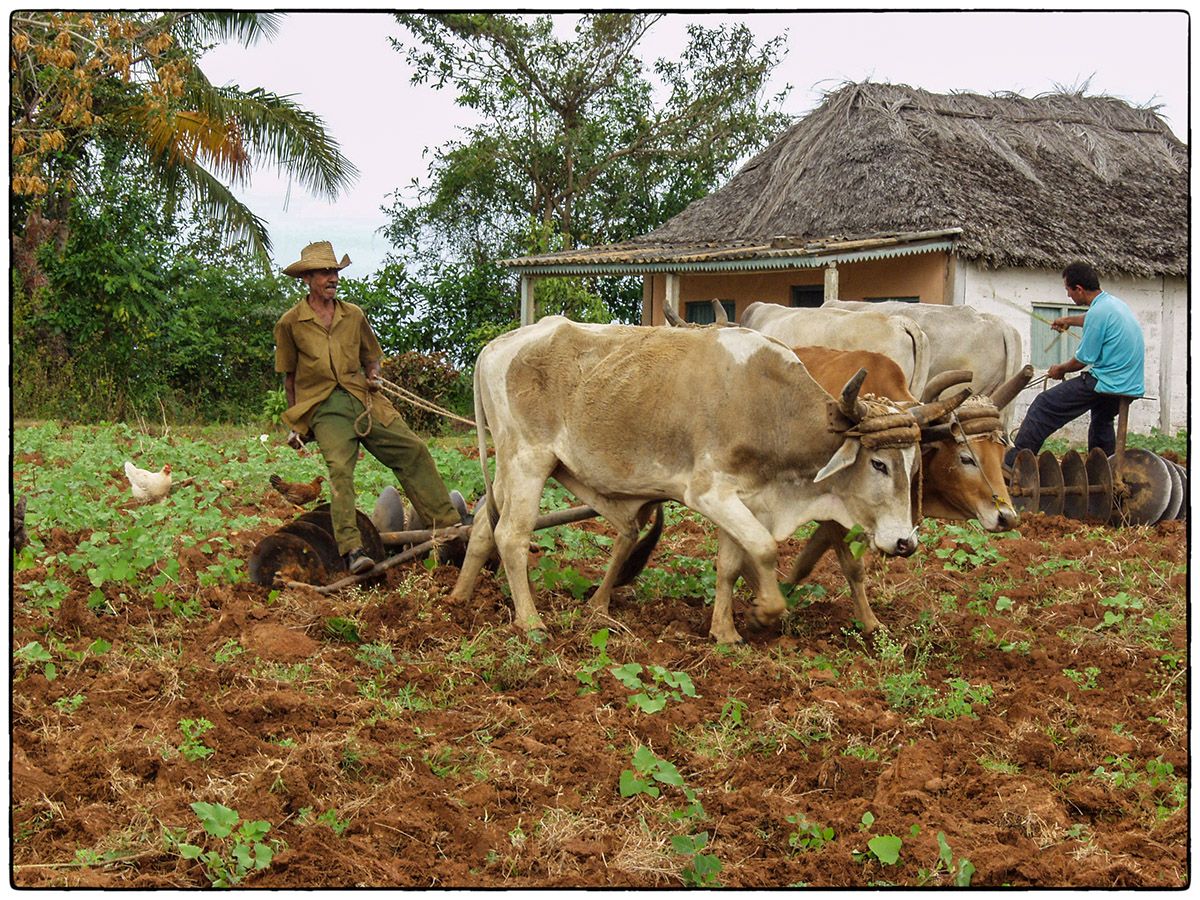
[1075,291,1145,396]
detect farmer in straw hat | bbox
[274,240,466,574]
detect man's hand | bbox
[367,377,381,393]
[287,430,306,451]
[1051,318,1071,333]
[1048,363,1068,381]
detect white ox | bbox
[826,300,1024,426]
[451,316,966,643]
[740,301,932,396]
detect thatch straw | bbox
[639,82,1186,277]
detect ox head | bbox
[917,365,1033,530]
[815,369,972,557]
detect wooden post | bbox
[1158,287,1172,433]
[641,275,653,325]
[1113,396,1132,496]
[664,273,680,323]
[823,262,839,302]
[520,274,536,326]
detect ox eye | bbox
[871,459,888,474]
[959,454,977,466]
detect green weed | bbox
[164,801,276,887]
[786,815,834,852]
[177,718,216,762]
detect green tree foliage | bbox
[14,149,296,423]
[10,10,357,284]
[385,13,790,356]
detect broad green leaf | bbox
[191,801,239,839]
[868,834,903,865]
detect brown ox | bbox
[451,317,969,643]
[786,345,1032,631]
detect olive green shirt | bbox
[273,297,399,434]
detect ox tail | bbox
[614,503,666,587]
[900,318,932,398]
[473,356,500,530]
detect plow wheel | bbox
[1109,449,1172,526]
[1008,448,1040,515]
[1085,448,1114,523]
[1059,450,1089,520]
[1037,451,1065,516]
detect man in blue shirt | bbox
[1005,262,1145,467]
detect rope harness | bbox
[356,376,481,436]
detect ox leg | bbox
[493,468,553,633]
[830,539,881,634]
[588,529,638,616]
[786,520,842,585]
[709,531,746,644]
[450,503,497,603]
[683,486,787,640]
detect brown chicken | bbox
[269,474,325,507]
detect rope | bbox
[354,390,373,438]
[372,376,480,429]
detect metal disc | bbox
[1109,449,1172,526]
[1037,451,1065,516]
[1159,461,1183,522]
[1009,448,1040,515]
[1059,450,1089,520]
[1085,448,1114,523]
[1170,461,1188,520]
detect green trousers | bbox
[310,388,459,555]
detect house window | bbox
[790,285,824,307]
[1031,304,1082,368]
[685,300,735,324]
[861,296,920,303]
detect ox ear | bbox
[814,438,861,483]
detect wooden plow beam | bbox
[284,504,599,594]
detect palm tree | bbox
[10,11,358,276]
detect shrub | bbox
[379,351,464,435]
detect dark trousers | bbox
[1004,372,1125,467]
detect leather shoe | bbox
[346,548,375,575]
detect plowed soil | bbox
[11,498,1189,888]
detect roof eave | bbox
[501,233,960,277]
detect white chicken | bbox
[124,460,172,503]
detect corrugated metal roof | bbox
[501,229,961,275]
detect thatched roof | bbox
[639,82,1188,278]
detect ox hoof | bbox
[747,604,784,629]
[708,628,745,645]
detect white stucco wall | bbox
[958,263,1187,443]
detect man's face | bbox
[304,268,339,301]
[1063,281,1089,307]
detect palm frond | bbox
[144,150,273,267]
[187,85,359,200]
[122,103,253,186]
[172,11,283,48]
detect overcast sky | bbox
[199,9,1190,277]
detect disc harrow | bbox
[1008,446,1185,526]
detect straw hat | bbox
[282,241,351,277]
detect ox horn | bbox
[711,299,730,324]
[920,369,974,402]
[988,364,1035,411]
[663,305,686,328]
[838,368,869,422]
[907,387,972,427]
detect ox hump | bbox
[716,327,797,368]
